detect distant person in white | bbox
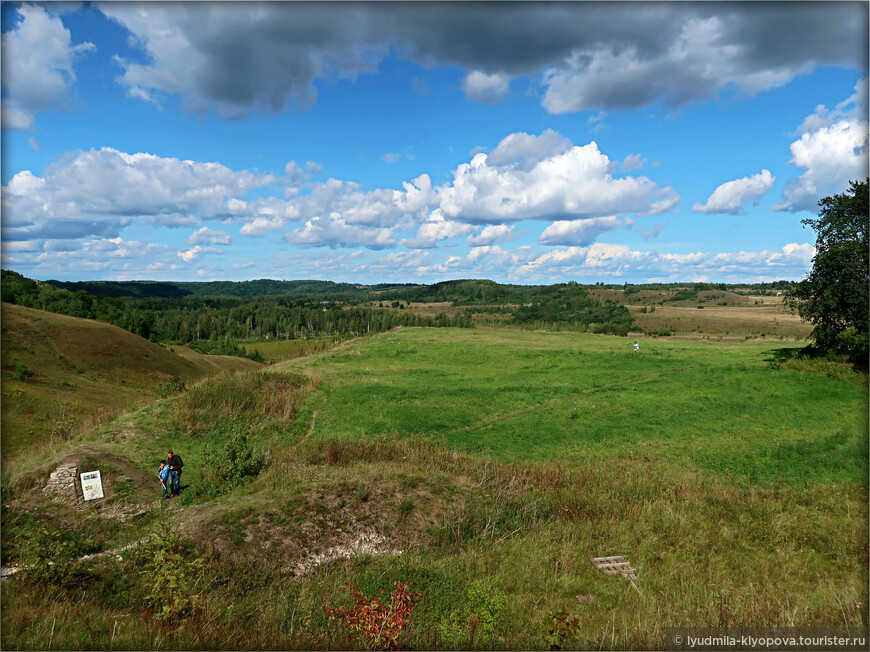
[633,341,639,353]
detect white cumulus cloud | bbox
[693,170,775,215]
[284,215,397,250]
[186,226,233,245]
[538,216,633,246]
[178,245,223,263]
[402,213,475,249]
[514,241,815,282]
[239,217,285,237]
[1,147,273,241]
[461,71,511,104]
[1,3,95,130]
[467,224,516,246]
[437,134,679,224]
[773,90,869,213]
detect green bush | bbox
[178,486,197,505]
[200,417,265,497]
[21,521,81,585]
[14,363,33,381]
[545,610,582,650]
[437,579,508,647]
[156,376,185,398]
[138,510,202,641]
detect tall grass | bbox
[171,370,316,436]
[3,435,865,649]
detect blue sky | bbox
[1,1,868,284]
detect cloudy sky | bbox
[1,1,867,284]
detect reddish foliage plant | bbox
[326,581,421,650]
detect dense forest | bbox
[1,271,472,358]
[2,271,797,356]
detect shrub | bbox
[200,417,265,497]
[20,521,81,585]
[138,509,202,643]
[545,610,582,650]
[326,582,421,650]
[156,376,186,398]
[178,486,197,505]
[14,363,33,381]
[437,579,508,647]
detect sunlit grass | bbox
[275,328,867,486]
[3,326,866,649]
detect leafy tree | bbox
[786,179,868,364]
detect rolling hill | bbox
[1,303,262,462]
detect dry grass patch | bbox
[171,370,317,436]
[630,304,811,338]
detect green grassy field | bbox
[239,335,340,363]
[2,325,867,649]
[275,328,867,487]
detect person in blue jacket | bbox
[157,460,169,499]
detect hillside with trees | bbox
[3,272,641,344]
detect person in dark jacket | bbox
[167,450,183,497]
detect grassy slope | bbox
[1,303,261,461]
[1,325,866,649]
[275,328,867,486]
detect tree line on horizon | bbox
[0,271,474,356]
[0,272,641,350]
[0,271,825,350]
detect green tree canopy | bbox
[787,178,869,363]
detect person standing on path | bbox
[157,460,169,499]
[167,450,183,497]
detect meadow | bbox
[1,318,866,649]
[239,336,341,364]
[275,329,866,487]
